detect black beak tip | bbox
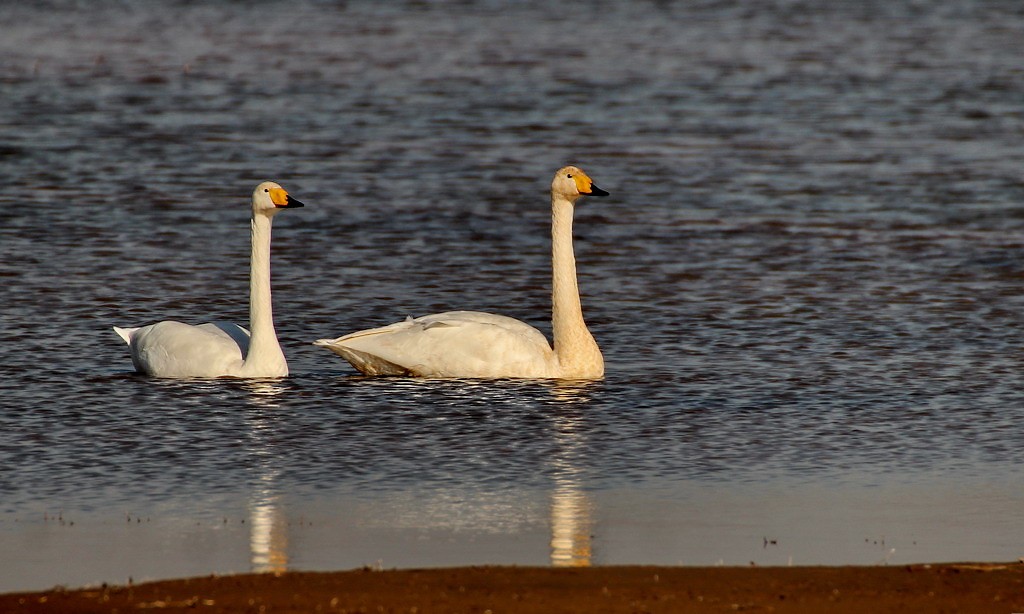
[285,196,305,208]
[589,185,610,197]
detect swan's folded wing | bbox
[128,320,248,377]
[315,311,554,378]
[200,322,251,356]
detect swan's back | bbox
[117,321,250,378]
[315,311,556,378]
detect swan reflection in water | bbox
[545,380,596,567]
[381,378,599,567]
[242,380,289,573]
[236,378,599,570]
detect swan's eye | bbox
[264,188,270,192]
[567,173,573,178]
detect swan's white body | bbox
[315,166,608,379]
[114,182,304,378]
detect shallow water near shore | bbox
[2,0,1024,593]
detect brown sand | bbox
[2,563,1022,613]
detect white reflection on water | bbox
[546,381,596,567]
[249,477,288,573]
[242,379,288,407]
[550,482,593,567]
[244,381,289,573]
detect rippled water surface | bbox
[3,0,1024,592]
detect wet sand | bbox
[3,563,1022,613]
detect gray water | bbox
[2,0,1024,593]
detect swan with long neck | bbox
[114,181,305,378]
[314,166,608,379]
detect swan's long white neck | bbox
[240,212,287,376]
[550,194,603,378]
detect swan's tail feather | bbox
[113,326,138,345]
[313,339,412,376]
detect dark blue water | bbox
[2,0,1024,592]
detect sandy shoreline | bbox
[2,563,1022,613]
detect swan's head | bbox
[551,166,609,203]
[251,181,305,215]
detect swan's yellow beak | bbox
[270,187,305,208]
[573,172,609,197]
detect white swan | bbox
[113,181,305,378]
[314,166,608,379]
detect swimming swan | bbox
[314,166,608,379]
[113,182,305,378]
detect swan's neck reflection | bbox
[249,475,288,573]
[248,470,290,577]
[550,479,592,566]
[244,383,289,573]
[243,380,286,407]
[548,400,594,567]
